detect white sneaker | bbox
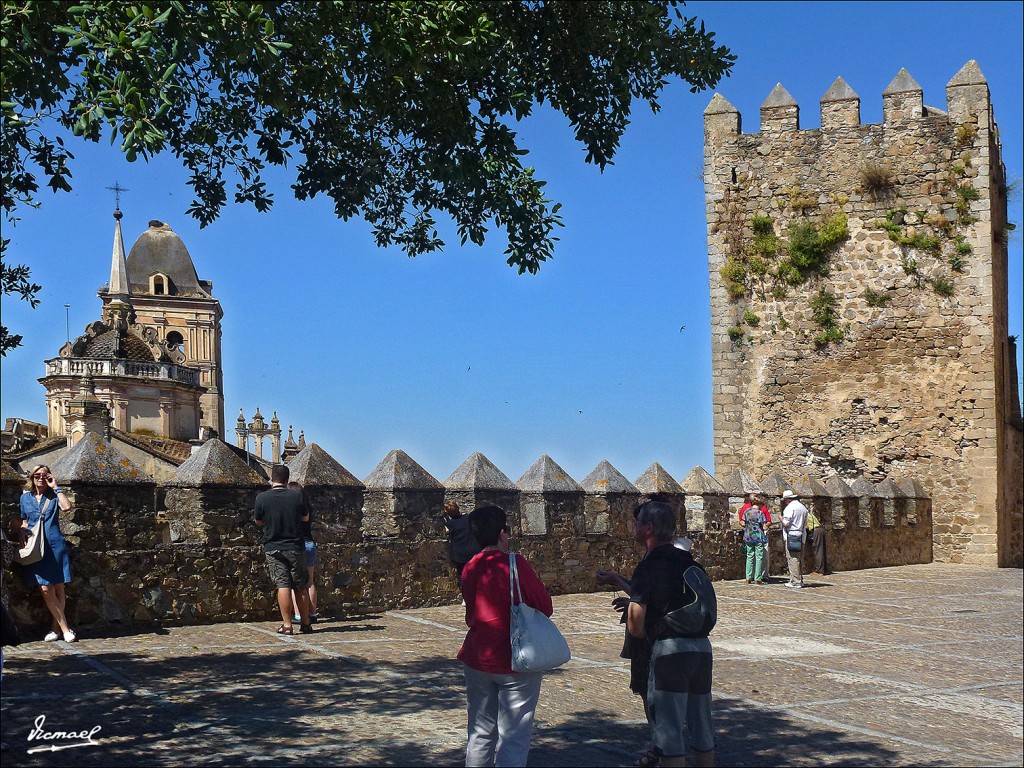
[44,631,59,642]
[785,582,803,589]
[62,630,77,643]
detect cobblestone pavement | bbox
[1,563,1021,767]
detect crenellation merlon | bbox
[820,77,860,130]
[882,68,924,122]
[761,83,799,132]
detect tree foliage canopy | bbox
[0,0,733,353]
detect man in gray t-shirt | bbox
[254,464,311,634]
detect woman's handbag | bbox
[14,497,50,566]
[14,523,46,565]
[509,552,571,673]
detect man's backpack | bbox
[743,507,767,545]
[658,564,718,639]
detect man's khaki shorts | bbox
[265,549,309,589]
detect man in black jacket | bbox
[627,500,715,768]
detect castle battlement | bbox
[704,61,996,140]
[2,437,933,627]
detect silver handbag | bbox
[509,552,570,673]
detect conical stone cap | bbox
[516,455,582,493]
[287,443,362,488]
[824,476,855,498]
[364,449,442,490]
[874,478,907,499]
[717,468,761,496]
[444,452,517,491]
[169,439,265,486]
[791,475,828,497]
[947,60,987,87]
[821,76,859,103]
[897,478,930,499]
[51,432,153,483]
[759,473,793,497]
[883,68,923,95]
[634,462,683,495]
[679,465,725,495]
[849,477,879,497]
[762,83,797,108]
[580,460,639,494]
[704,93,738,115]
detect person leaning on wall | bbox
[18,465,76,642]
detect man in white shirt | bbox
[780,490,808,589]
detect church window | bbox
[149,273,175,295]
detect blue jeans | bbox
[463,663,543,767]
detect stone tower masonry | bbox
[703,62,1022,567]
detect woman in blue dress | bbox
[19,465,76,642]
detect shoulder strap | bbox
[509,552,523,607]
[38,495,54,519]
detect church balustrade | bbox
[45,357,199,386]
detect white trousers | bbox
[463,663,543,767]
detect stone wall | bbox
[704,62,1022,567]
[1,438,931,630]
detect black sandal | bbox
[299,623,313,634]
[276,625,293,635]
[635,749,660,767]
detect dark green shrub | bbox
[906,233,941,253]
[864,288,891,307]
[814,325,846,347]
[810,289,840,328]
[720,257,747,299]
[933,277,955,297]
[743,310,760,327]
[751,215,774,236]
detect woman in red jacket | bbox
[458,505,553,767]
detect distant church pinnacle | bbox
[108,208,131,298]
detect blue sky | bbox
[2,1,1021,486]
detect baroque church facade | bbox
[1,210,314,480]
[41,211,224,442]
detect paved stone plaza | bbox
[1,563,1021,766]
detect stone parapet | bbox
[2,442,935,630]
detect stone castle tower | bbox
[703,61,1022,567]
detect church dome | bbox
[126,221,208,297]
[82,328,159,361]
